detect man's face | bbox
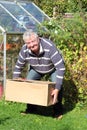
[25,34,39,54]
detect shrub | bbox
[40,13,87,106]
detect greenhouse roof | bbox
[0,0,50,33]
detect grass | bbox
[0,98,87,130]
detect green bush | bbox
[40,13,87,107]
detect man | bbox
[13,29,65,119]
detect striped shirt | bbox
[13,37,65,90]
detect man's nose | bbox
[30,43,34,47]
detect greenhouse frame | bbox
[0,0,50,88]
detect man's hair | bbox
[23,29,38,41]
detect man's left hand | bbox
[51,88,59,104]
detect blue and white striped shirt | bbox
[13,37,65,90]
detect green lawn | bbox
[0,99,87,130]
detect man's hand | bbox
[51,88,59,104]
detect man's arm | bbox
[13,46,26,79]
[50,43,65,104]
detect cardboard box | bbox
[5,79,55,106]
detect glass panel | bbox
[21,2,50,22]
[0,1,50,33]
[0,5,26,33]
[6,34,27,79]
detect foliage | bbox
[32,0,87,17]
[39,13,87,104]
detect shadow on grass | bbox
[63,79,78,114]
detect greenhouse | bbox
[0,0,50,88]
